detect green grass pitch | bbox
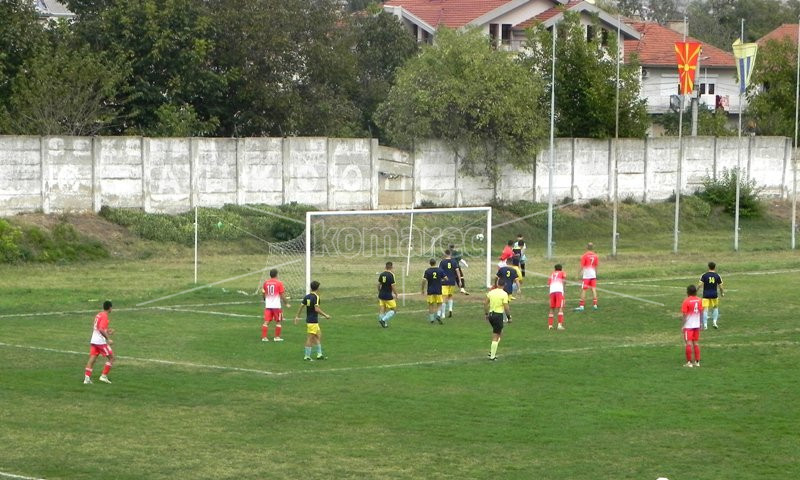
[1,250,799,479]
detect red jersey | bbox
[681,296,703,329]
[500,245,513,261]
[580,251,598,279]
[90,311,109,345]
[262,278,286,309]
[548,270,566,294]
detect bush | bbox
[0,220,23,262]
[698,168,764,218]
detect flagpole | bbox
[612,17,621,257]
[674,16,688,254]
[734,19,744,252]
[547,23,557,260]
[793,19,799,249]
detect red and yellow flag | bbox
[674,42,702,95]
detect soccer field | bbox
[1,250,799,480]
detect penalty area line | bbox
[0,471,46,480]
[135,258,303,307]
[0,342,285,377]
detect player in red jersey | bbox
[547,264,566,330]
[262,268,290,342]
[84,300,114,384]
[575,242,599,311]
[499,240,514,263]
[681,284,704,367]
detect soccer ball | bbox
[475,233,485,241]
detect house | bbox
[33,0,75,22]
[383,0,741,132]
[757,23,799,46]
[624,21,739,116]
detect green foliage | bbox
[98,204,311,245]
[71,0,226,136]
[209,0,363,137]
[348,9,418,140]
[687,0,798,49]
[1,27,128,135]
[0,0,47,127]
[521,12,650,139]
[698,168,765,218]
[0,219,24,261]
[746,37,799,137]
[0,220,107,263]
[377,27,547,189]
[655,103,736,136]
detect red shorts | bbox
[582,278,597,289]
[683,328,700,342]
[549,292,565,309]
[264,308,283,322]
[90,343,113,357]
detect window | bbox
[501,24,511,45]
[587,25,595,42]
[489,23,499,46]
[708,83,715,94]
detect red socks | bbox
[102,363,111,375]
[275,323,282,337]
[261,325,268,339]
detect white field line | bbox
[3,329,798,378]
[135,258,303,307]
[0,471,46,480]
[0,266,794,320]
[0,342,284,377]
[155,307,256,318]
[524,270,666,306]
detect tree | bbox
[746,37,798,137]
[522,12,650,139]
[615,0,643,17]
[70,0,226,136]
[686,0,796,49]
[209,0,362,137]
[0,0,48,125]
[0,34,127,136]
[376,27,548,191]
[348,5,418,140]
[646,0,681,25]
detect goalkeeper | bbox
[449,244,469,295]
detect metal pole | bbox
[547,24,557,259]
[612,17,621,257]
[691,55,700,136]
[675,95,684,254]
[674,16,688,254]
[734,19,744,251]
[792,20,799,249]
[194,206,198,284]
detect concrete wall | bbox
[0,135,795,216]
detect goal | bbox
[304,207,492,299]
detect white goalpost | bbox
[304,207,493,296]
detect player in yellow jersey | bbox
[484,285,511,361]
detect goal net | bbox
[304,207,492,300]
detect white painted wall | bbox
[0,135,794,216]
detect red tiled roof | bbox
[757,24,799,46]
[382,0,513,28]
[623,21,734,67]
[515,0,582,29]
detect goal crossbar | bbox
[305,207,492,293]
